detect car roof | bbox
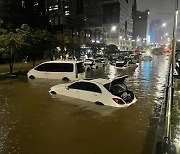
[43,60,83,64]
[76,76,128,86]
[77,78,110,85]
[116,61,125,63]
[85,59,94,61]
[92,78,110,85]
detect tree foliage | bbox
[105,44,118,55]
[16,24,56,66]
[55,34,83,58]
[0,23,84,73]
[0,29,27,73]
[0,24,56,72]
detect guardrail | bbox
[156,63,176,154]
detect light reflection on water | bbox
[0,55,173,154]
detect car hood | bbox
[110,75,128,88]
[50,83,69,90]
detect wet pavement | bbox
[0,55,179,154]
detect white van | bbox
[27,60,85,81]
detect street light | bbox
[111,26,117,32]
[162,23,167,27]
[172,0,179,74]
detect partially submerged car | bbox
[141,55,153,61]
[115,61,130,69]
[128,60,138,68]
[84,59,98,71]
[96,57,108,66]
[27,60,85,81]
[49,75,137,108]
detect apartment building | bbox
[84,0,134,50]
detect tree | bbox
[66,37,83,59]
[85,42,105,58]
[55,34,83,59]
[0,30,26,73]
[56,34,71,57]
[105,44,118,55]
[17,24,56,67]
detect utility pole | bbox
[172,0,179,75]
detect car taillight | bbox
[113,98,125,105]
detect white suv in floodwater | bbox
[27,60,85,81]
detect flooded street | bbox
[0,55,172,154]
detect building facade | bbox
[45,0,136,50]
[46,0,88,39]
[84,0,134,50]
[149,20,163,45]
[133,10,150,47]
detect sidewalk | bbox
[173,78,180,153]
[0,61,43,74]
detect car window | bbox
[68,82,101,93]
[104,83,110,90]
[68,82,84,90]
[35,63,48,71]
[85,82,101,93]
[35,63,74,72]
[116,62,126,67]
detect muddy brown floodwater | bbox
[0,55,172,154]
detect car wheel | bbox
[62,77,69,81]
[95,101,104,106]
[50,91,57,95]
[29,75,35,79]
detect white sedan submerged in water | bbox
[49,75,137,108]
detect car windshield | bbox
[116,62,126,67]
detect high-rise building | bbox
[0,0,23,27]
[84,0,134,50]
[46,0,86,37]
[133,10,150,47]
[150,20,163,44]
[0,0,48,29]
[45,0,135,49]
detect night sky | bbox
[137,0,177,35]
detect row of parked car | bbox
[27,57,108,81]
[27,55,141,81]
[84,58,108,71]
[27,57,137,108]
